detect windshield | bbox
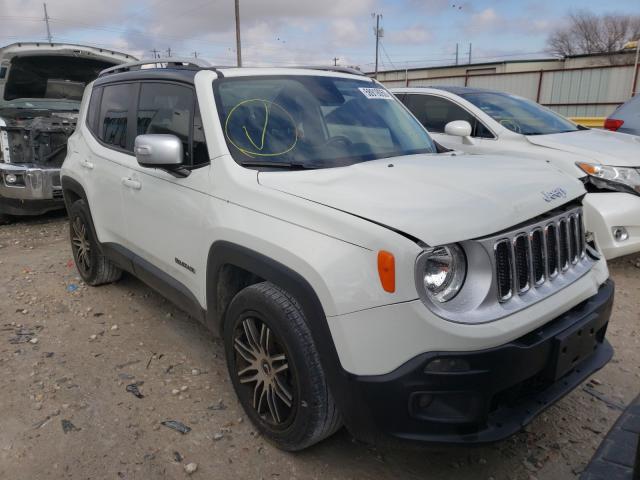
[462,92,579,136]
[214,76,436,169]
[2,55,117,111]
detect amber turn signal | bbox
[576,162,600,176]
[377,250,395,293]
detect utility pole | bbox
[455,43,459,65]
[632,39,639,96]
[150,49,159,59]
[166,47,172,57]
[467,42,472,64]
[372,13,382,78]
[192,51,199,58]
[43,3,52,43]
[235,0,242,67]
[333,57,339,66]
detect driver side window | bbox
[403,94,494,139]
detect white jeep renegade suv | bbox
[61,59,614,450]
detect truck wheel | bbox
[224,282,342,451]
[68,200,122,286]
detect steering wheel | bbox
[499,119,522,133]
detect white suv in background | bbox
[393,86,640,260]
[61,60,613,451]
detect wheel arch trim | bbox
[205,241,363,428]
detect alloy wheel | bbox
[71,216,91,274]
[233,316,295,426]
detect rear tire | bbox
[68,200,122,286]
[223,282,341,451]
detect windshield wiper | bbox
[239,160,318,170]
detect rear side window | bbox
[403,94,494,138]
[98,83,134,151]
[86,86,102,134]
[137,82,208,167]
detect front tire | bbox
[68,200,122,286]
[224,282,341,451]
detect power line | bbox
[379,41,397,70]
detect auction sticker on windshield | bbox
[359,87,393,100]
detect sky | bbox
[0,0,638,72]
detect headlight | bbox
[417,244,466,303]
[577,162,640,195]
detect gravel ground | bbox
[0,212,639,480]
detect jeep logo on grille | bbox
[541,187,568,203]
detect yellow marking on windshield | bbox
[242,101,270,151]
[224,99,298,157]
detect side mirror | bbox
[135,134,183,167]
[134,134,189,178]
[444,120,472,137]
[444,120,474,145]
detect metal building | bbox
[373,51,640,117]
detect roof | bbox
[95,59,370,84]
[394,85,500,96]
[366,57,559,76]
[428,85,499,95]
[94,68,198,87]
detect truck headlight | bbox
[577,162,640,195]
[5,173,17,184]
[416,244,466,303]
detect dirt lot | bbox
[0,212,638,480]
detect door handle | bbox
[81,160,94,170]
[121,177,142,190]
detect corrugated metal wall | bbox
[380,65,640,117]
[467,72,540,99]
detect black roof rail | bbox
[98,60,366,78]
[98,58,213,77]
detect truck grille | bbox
[494,209,586,302]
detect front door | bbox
[121,81,211,306]
[402,93,495,153]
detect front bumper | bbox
[339,280,614,446]
[583,192,640,260]
[0,163,64,215]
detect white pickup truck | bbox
[0,42,134,223]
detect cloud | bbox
[468,8,504,32]
[387,26,432,44]
[466,6,559,36]
[329,18,365,45]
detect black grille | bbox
[494,208,586,303]
[530,229,545,285]
[546,224,558,278]
[495,240,512,301]
[513,235,530,292]
[558,219,569,271]
[569,215,579,264]
[577,213,585,258]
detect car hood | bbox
[257,154,585,245]
[525,129,640,167]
